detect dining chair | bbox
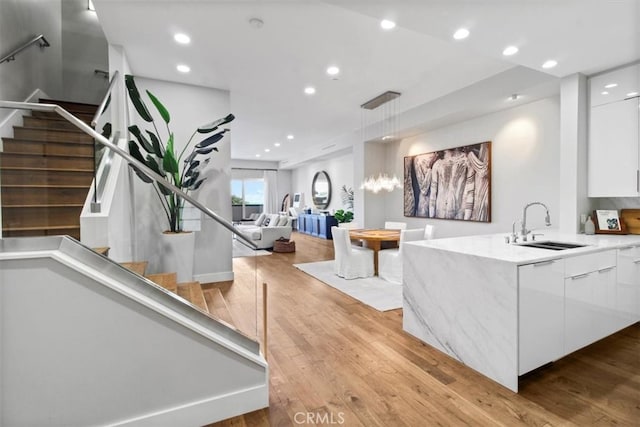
[384,221,407,230]
[378,228,424,284]
[424,224,435,240]
[331,226,374,279]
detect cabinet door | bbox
[593,266,622,338]
[588,97,640,197]
[518,259,564,375]
[617,246,640,324]
[590,63,640,107]
[565,271,598,355]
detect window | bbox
[231,178,264,221]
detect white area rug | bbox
[232,240,272,258]
[293,260,402,312]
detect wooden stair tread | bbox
[2,204,84,208]
[3,224,79,231]
[1,184,90,189]
[145,272,178,293]
[120,261,148,276]
[203,288,236,326]
[177,282,209,313]
[0,151,94,159]
[0,166,94,172]
[15,126,88,134]
[2,137,94,146]
[92,247,110,256]
[39,98,99,110]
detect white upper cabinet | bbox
[590,63,640,107]
[588,62,640,198]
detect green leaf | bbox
[130,165,154,183]
[124,75,153,122]
[145,155,162,176]
[162,134,179,175]
[195,129,227,148]
[183,151,198,164]
[196,113,235,134]
[101,122,112,139]
[183,171,200,188]
[196,145,218,155]
[128,125,154,154]
[192,178,207,190]
[146,90,171,124]
[128,140,145,163]
[146,130,164,157]
[185,160,200,177]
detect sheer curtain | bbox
[263,170,279,214]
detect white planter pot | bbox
[159,231,195,282]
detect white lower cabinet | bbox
[564,271,598,354]
[518,259,564,375]
[616,246,640,324]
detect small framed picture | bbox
[595,209,622,231]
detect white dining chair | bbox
[424,224,435,240]
[384,221,407,230]
[331,226,374,279]
[378,228,424,284]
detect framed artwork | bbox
[404,141,491,222]
[593,209,627,234]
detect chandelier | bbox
[360,90,402,193]
[360,173,401,193]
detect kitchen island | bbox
[403,231,640,392]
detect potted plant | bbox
[334,209,354,227]
[124,74,235,280]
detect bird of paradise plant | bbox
[124,74,235,232]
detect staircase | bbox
[0,99,97,240]
[121,261,236,327]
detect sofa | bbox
[234,213,293,249]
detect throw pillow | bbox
[254,213,266,226]
[277,215,289,226]
[263,217,271,226]
[267,213,280,227]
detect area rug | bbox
[293,260,402,312]
[232,240,272,258]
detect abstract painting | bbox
[404,141,491,222]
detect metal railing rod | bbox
[91,70,119,127]
[0,100,259,250]
[0,34,50,65]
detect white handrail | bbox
[0,100,259,250]
[0,34,50,65]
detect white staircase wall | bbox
[0,245,268,426]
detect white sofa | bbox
[234,213,293,249]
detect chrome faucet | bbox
[521,202,551,241]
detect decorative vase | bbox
[159,231,195,282]
[584,216,596,235]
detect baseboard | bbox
[110,383,269,427]
[0,88,50,141]
[194,270,234,284]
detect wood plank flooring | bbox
[207,232,639,426]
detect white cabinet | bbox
[588,63,640,197]
[588,97,640,197]
[616,245,640,324]
[518,259,564,375]
[564,250,618,355]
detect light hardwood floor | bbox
[206,232,640,426]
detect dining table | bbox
[348,229,401,275]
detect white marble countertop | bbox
[405,230,640,264]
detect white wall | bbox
[290,151,354,214]
[0,0,63,123]
[130,77,233,282]
[61,0,109,104]
[381,96,561,237]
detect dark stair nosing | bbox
[1,184,91,189]
[0,151,94,159]
[0,166,94,173]
[39,98,99,109]
[2,138,95,146]
[14,126,93,136]
[2,204,84,208]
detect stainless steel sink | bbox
[518,241,588,251]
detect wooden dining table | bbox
[348,229,401,275]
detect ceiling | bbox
[94,0,639,168]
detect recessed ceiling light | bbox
[380,19,396,30]
[604,83,617,89]
[304,86,316,95]
[542,60,557,69]
[264,148,270,153]
[176,64,190,73]
[503,46,519,56]
[255,154,261,158]
[249,18,264,29]
[508,94,521,101]
[287,134,294,140]
[174,33,191,44]
[327,66,340,76]
[453,28,469,40]
[274,142,281,147]
[601,91,609,95]
[627,91,639,97]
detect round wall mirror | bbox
[311,171,332,209]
